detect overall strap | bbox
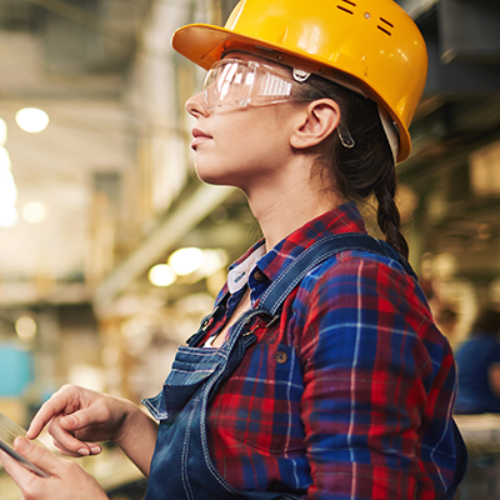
[258,232,416,317]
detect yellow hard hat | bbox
[172,0,428,162]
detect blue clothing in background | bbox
[0,345,33,397]
[455,333,500,414]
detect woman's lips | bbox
[191,128,213,149]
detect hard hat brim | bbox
[172,23,411,162]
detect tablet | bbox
[0,412,50,477]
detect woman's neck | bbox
[245,161,345,251]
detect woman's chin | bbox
[194,167,240,189]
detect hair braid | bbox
[374,178,409,259]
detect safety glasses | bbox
[203,59,296,110]
[203,58,355,149]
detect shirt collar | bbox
[257,201,367,283]
[215,202,367,304]
[227,244,266,294]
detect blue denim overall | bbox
[142,234,467,500]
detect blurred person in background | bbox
[454,308,500,414]
[0,0,467,499]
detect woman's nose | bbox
[185,91,207,118]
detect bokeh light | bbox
[15,316,37,340]
[15,107,50,133]
[148,264,176,287]
[22,201,47,224]
[168,247,204,276]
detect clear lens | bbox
[202,59,357,151]
[203,59,294,110]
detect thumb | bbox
[15,437,57,476]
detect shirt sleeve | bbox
[295,253,441,500]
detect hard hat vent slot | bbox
[337,6,354,15]
[377,25,392,36]
[337,0,356,15]
[377,17,394,36]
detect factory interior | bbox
[1,0,500,497]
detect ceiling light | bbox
[0,205,18,228]
[15,316,37,340]
[22,202,47,224]
[15,108,50,133]
[168,247,204,276]
[148,264,176,287]
[0,118,7,146]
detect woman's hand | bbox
[26,385,134,458]
[27,384,159,476]
[0,437,108,500]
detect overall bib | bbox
[143,234,467,500]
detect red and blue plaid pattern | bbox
[202,202,457,499]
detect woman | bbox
[0,0,466,499]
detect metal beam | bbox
[439,0,500,64]
[425,36,500,94]
[396,0,440,19]
[92,184,235,317]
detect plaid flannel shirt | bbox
[200,202,457,500]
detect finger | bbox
[53,440,102,457]
[50,410,106,456]
[27,386,77,439]
[58,408,108,454]
[53,440,85,458]
[14,437,60,476]
[60,406,109,432]
[0,447,42,486]
[86,442,102,455]
[48,417,92,456]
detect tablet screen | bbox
[0,412,50,477]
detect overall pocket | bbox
[143,346,223,422]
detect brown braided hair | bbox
[291,74,409,259]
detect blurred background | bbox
[0,0,499,498]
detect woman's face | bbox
[185,52,302,192]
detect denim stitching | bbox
[182,392,202,500]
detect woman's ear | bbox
[290,99,341,150]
